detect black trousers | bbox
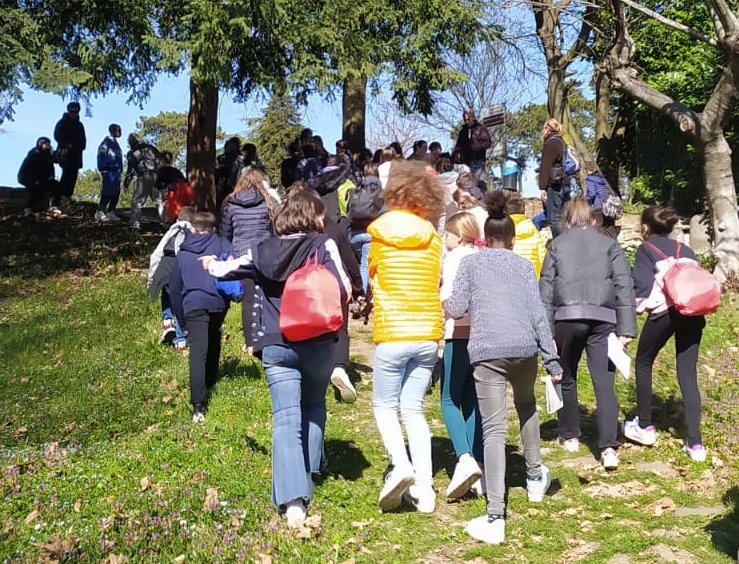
[186,309,227,406]
[240,278,257,348]
[333,301,350,369]
[634,309,705,447]
[555,319,619,450]
[59,166,79,199]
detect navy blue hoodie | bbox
[209,232,350,354]
[169,231,232,327]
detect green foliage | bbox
[504,90,595,168]
[247,95,304,188]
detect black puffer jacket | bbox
[539,224,637,337]
[308,164,354,223]
[219,190,274,258]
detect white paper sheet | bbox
[542,376,564,414]
[608,332,631,379]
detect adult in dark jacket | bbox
[308,158,355,224]
[538,118,570,238]
[124,133,163,230]
[453,110,490,183]
[18,137,60,214]
[169,212,231,423]
[215,137,241,208]
[219,168,277,354]
[625,206,707,462]
[53,101,86,202]
[539,197,637,470]
[202,190,351,529]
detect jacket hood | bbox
[228,189,266,209]
[308,164,352,195]
[179,232,224,255]
[368,209,437,249]
[511,214,538,240]
[253,232,325,283]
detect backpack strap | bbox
[643,240,669,260]
[675,241,682,259]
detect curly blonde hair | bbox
[384,159,445,225]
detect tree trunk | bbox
[342,77,366,154]
[699,134,739,281]
[594,71,626,189]
[600,2,739,280]
[187,78,218,211]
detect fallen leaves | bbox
[583,480,657,499]
[31,534,79,562]
[203,487,219,512]
[646,496,676,516]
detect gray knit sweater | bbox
[444,248,562,375]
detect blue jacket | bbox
[585,173,607,210]
[169,232,231,327]
[98,136,123,196]
[219,190,273,258]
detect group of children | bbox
[143,133,709,546]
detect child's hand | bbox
[199,255,217,271]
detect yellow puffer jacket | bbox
[368,210,444,343]
[511,213,547,278]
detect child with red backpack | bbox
[201,190,350,529]
[627,206,715,462]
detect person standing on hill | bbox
[538,118,570,238]
[95,124,123,222]
[53,101,86,205]
[124,133,163,231]
[453,110,491,184]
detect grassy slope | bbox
[1,207,738,563]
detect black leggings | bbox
[634,309,705,447]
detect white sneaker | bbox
[559,437,581,452]
[445,453,482,499]
[378,464,415,511]
[600,447,619,470]
[94,210,108,221]
[403,484,436,513]
[330,367,357,403]
[683,443,707,462]
[467,514,505,544]
[526,464,551,502]
[623,417,657,446]
[284,499,307,528]
[106,211,122,222]
[48,206,62,216]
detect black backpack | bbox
[347,177,384,228]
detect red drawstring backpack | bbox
[279,251,343,341]
[644,241,721,316]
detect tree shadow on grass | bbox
[0,203,163,288]
[706,486,739,561]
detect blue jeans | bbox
[350,231,371,293]
[161,289,187,346]
[441,340,482,462]
[546,186,570,238]
[262,342,334,508]
[372,340,438,489]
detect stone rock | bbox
[607,555,631,564]
[635,461,679,478]
[647,543,697,563]
[674,505,725,517]
[689,214,712,254]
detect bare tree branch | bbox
[619,0,718,47]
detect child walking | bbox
[169,211,232,422]
[439,211,483,500]
[626,206,707,461]
[367,159,445,514]
[445,191,562,545]
[147,206,195,350]
[202,190,351,528]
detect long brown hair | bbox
[274,190,325,235]
[226,168,276,219]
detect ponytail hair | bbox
[482,191,515,246]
